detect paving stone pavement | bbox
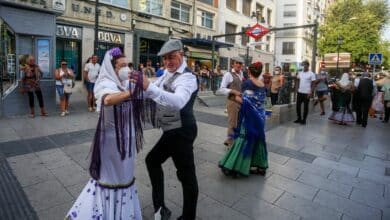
[1,97,390,220]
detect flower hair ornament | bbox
[253,61,263,69]
[109,47,122,59]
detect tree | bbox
[318,0,390,68]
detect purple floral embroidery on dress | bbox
[87,188,91,193]
[71,211,77,218]
[106,196,110,200]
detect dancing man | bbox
[143,39,199,220]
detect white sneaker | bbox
[88,107,93,112]
[60,112,66,117]
[65,110,69,115]
[154,207,162,220]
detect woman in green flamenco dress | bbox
[219,61,268,177]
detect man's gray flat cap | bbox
[231,56,245,64]
[157,39,183,56]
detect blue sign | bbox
[369,53,382,65]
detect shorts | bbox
[85,81,95,92]
[56,85,71,99]
[316,90,328,98]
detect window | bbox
[225,23,236,43]
[198,0,213,6]
[256,4,264,16]
[242,0,251,17]
[200,11,213,28]
[267,9,272,25]
[171,1,190,23]
[241,27,249,46]
[219,57,229,70]
[283,11,296,17]
[266,36,271,52]
[0,19,16,97]
[282,42,295,55]
[101,0,128,8]
[138,0,163,16]
[255,37,262,50]
[226,0,237,10]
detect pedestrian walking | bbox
[83,54,100,112]
[328,73,355,125]
[142,39,199,220]
[356,72,374,127]
[55,60,74,116]
[381,73,390,123]
[217,57,245,147]
[20,55,48,118]
[66,48,143,219]
[219,61,268,177]
[294,60,316,125]
[144,59,156,78]
[313,67,329,115]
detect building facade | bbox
[217,0,276,72]
[57,0,133,80]
[0,0,63,116]
[274,0,329,73]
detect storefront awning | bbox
[181,38,234,49]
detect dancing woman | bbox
[65,48,143,220]
[219,62,268,177]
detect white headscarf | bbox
[94,49,126,112]
[339,73,351,87]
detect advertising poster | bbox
[37,39,50,78]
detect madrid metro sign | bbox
[245,23,270,40]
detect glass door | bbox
[56,39,81,80]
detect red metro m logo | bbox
[245,23,270,40]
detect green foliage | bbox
[318,0,390,68]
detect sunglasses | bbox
[61,63,67,65]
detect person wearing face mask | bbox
[270,66,284,105]
[66,48,143,220]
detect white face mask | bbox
[275,70,280,75]
[118,67,130,81]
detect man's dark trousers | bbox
[356,99,371,126]
[146,129,198,220]
[296,92,310,122]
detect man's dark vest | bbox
[156,67,198,131]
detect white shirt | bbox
[146,62,197,110]
[84,63,101,83]
[217,69,244,96]
[298,71,316,94]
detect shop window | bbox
[139,0,163,16]
[282,42,295,55]
[198,10,213,29]
[256,4,264,16]
[0,19,16,97]
[225,23,236,43]
[101,0,128,8]
[171,1,191,23]
[219,57,228,70]
[267,8,272,25]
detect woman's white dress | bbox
[66,102,142,220]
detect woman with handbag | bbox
[20,55,48,118]
[55,60,74,116]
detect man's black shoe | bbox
[177,216,184,220]
[362,124,367,128]
[300,120,306,125]
[155,206,172,220]
[382,120,389,123]
[356,121,361,125]
[294,119,302,123]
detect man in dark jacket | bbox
[356,72,374,127]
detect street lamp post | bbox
[94,0,100,55]
[336,36,343,76]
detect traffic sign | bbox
[369,53,382,65]
[245,23,270,40]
